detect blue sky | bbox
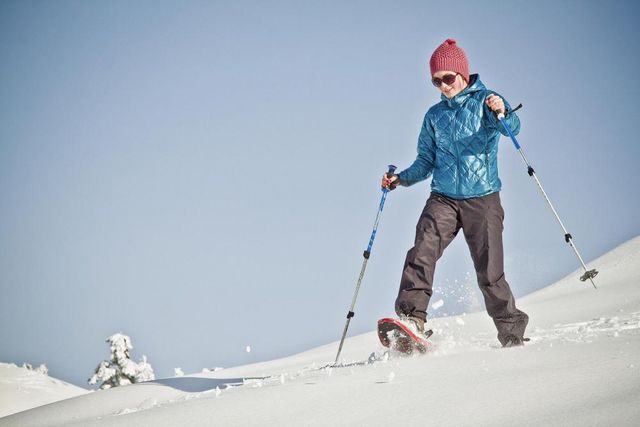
[1,0,639,387]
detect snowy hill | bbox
[1,236,639,426]
[0,363,88,418]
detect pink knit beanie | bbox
[429,38,470,82]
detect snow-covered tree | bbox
[88,333,155,389]
[23,363,48,375]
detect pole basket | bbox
[580,269,599,282]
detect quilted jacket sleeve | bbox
[397,115,436,186]
[483,92,521,136]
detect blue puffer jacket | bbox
[398,74,520,199]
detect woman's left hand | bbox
[486,95,505,116]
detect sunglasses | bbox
[431,73,458,87]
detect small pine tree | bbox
[88,333,155,389]
[22,363,48,375]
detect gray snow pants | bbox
[395,191,528,345]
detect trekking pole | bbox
[497,107,598,289]
[334,165,397,365]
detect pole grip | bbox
[383,164,398,192]
[497,103,522,121]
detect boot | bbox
[401,315,426,335]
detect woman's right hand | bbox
[381,173,399,190]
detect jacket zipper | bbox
[451,110,459,196]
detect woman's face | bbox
[432,70,468,99]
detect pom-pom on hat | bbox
[429,38,470,83]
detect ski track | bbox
[530,310,640,343]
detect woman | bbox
[382,39,529,347]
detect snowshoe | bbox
[377,317,433,354]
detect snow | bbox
[431,298,445,310]
[0,363,88,418]
[1,236,639,426]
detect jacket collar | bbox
[441,74,485,109]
